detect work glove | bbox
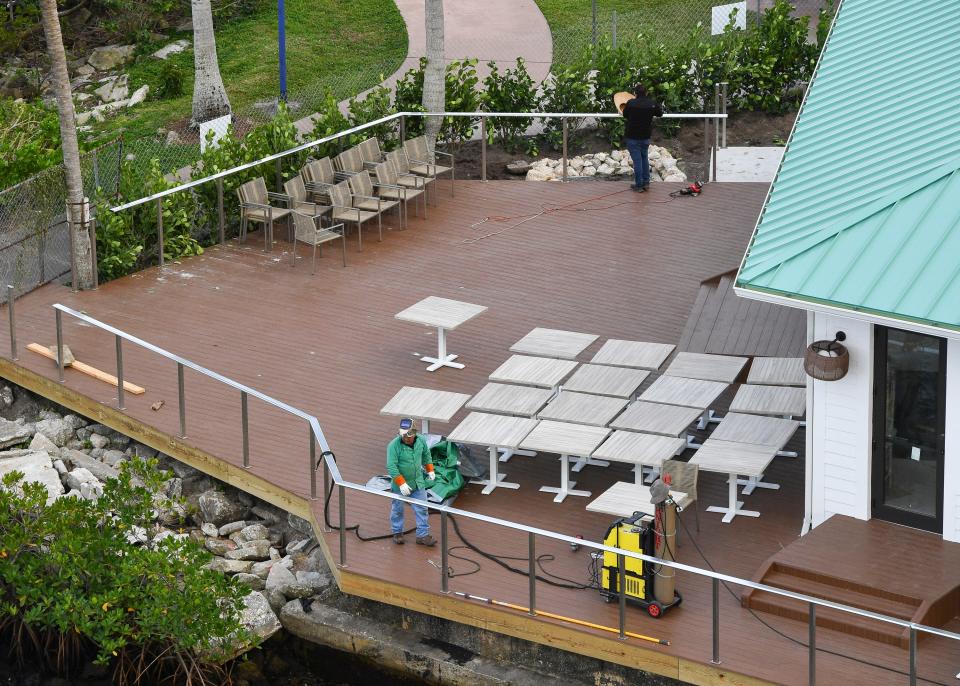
[426,464,436,482]
[399,482,412,497]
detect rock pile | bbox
[524,146,687,183]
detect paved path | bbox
[296,0,553,134]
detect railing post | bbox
[156,198,164,270]
[275,158,283,192]
[217,178,225,245]
[703,117,710,181]
[177,362,186,437]
[322,457,332,532]
[309,423,317,500]
[241,391,249,468]
[88,216,99,290]
[399,115,405,143]
[338,484,347,567]
[115,334,124,410]
[617,553,627,639]
[720,82,728,148]
[6,285,16,361]
[714,83,720,155]
[68,203,77,292]
[55,308,64,382]
[528,532,536,615]
[440,511,449,593]
[562,118,569,182]
[480,117,487,182]
[711,577,721,663]
[909,627,917,686]
[808,603,816,686]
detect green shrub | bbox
[0,459,250,682]
[393,59,427,139]
[347,83,398,149]
[539,63,593,149]
[482,58,540,154]
[393,57,481,147]
[307,90,352,159]
[0,98,66,188]
[155,61,185,100]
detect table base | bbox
[498,447,536,463]
[570,456,610,472]
[707,473,760,523]
[541,455,592,503]
[470,446,520,494]
[777,449,799,458]
[732,474,780,495]
[696,409,723,430]
[422,353,463,372]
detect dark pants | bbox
[625,137,651,188]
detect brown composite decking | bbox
[0,180,957,685]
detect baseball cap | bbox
[398,418,417,437]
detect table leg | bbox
[469,445,520,495]
[570,455,611,472]
[685,433,702,450]
[421,327,465,371]
[540,455,591,503]
[706,472,761,523]
[696,409,723,430]
[643,464,661,484]
[421,419,430,435]
[498,447,536,463]
[732,473,780,495]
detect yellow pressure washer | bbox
[594,512,682,618]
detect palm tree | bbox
[191,0,231,127]
[422,0,444,149]
[38,0,93,289]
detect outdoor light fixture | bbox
[804,331,849,381]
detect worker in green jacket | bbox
[387,418,436,546]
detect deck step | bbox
[760,569,921,620]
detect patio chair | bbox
[236,177,292,251]
[348,166,402,229]
[282,176,330,220]
[357,137,388,169]
[661,459,699,534]
[300,157,341,204]
[403,135,455,199]
[333,146,368,178]
[374,161,425,226]
[386,149,434,207]
[327,180,381,251]
[290,210,346,271]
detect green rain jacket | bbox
[386,435,433,493]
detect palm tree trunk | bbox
[422,0,445,150]
[191,0,231,127]
[38,0,93,290]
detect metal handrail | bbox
[108,110,727,213]
[43,303,960,684]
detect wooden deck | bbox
[1,180,957,685]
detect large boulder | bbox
[87,45,135,71]
[0,451,64,504]
[265,562,313,599]
[0,417,32,449]
[199,489,247,527]
[240,591,282,645]
[151,39,190,60]
[60,448,120,483]
[34,417,74,447]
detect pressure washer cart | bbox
[594,512,682,618]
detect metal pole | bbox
[338,484,347,567]
[115,334,124,410]
[217,178,225,245]
[617,553,626,639]
[714,83,720,156]
[278,0,287,102]
[89,217,99,290]
[480,118,487,182]
[55,309,64,382]
[322,457,331,532]
[704,117,710,181]
[172,362,185,437]
[68,203,77,292]
[156,198,164,270]
[562,118,569,182]
[309,423,317,499]
[528,532,536,615]
[808,603,816,686]
[721,82,728,148]
[93,150,100,190]
[6,285,16,361]
[909,627,917,686]
[441,511,449,593]
[591,0,597,60]
[711,578,720,663]
[241,391,249,468]
[612,10,618,49]
[399,115,405,143]
[275,158,283,193]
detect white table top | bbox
[709,412,800,450]
[466,382,553,417]
[592,431,685,467]
[509,327,598,359]
[586,481,688,518]
[537,391,629,427]
[394,296,487,330]
[609,401,703,437]
[590,339,676,370]
[729,384,806,417]
[380,386,471,423]
[518,420,610,457]
[638,376,729,410]
[563,364,650,398]
[689,439,778,477]
[489,355,578,388]
[663,352,749,383]
[747,357,807,386]
[446,412,539,449]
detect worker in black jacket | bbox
[621,85,664,192]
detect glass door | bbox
[872,326,945,532]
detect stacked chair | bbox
[236,177,292,251]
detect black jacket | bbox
[622,96,664,140]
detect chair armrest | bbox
[407,158,438,174]
[241,200,276,211]
[267,191,290,203]
[303,181,333,192]
[351,193,382,203]
[432,150,454,161]
[397,173,425,188]
[331,204,363,220]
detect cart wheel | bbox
[602,594,614,604]
[647,601,663,618]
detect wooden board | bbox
[27,342,145,394]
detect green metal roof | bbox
[736,0,960,332]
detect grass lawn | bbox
[92,0,407,141]
[534,0,735,64]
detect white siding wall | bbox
[943,339,960,542]
[809,314,873,527]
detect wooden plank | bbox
[677,283,711,352]
[27,342,145,394]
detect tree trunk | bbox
[422,0,445,151]
[38,0,93,290]
[191,0,231,127]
